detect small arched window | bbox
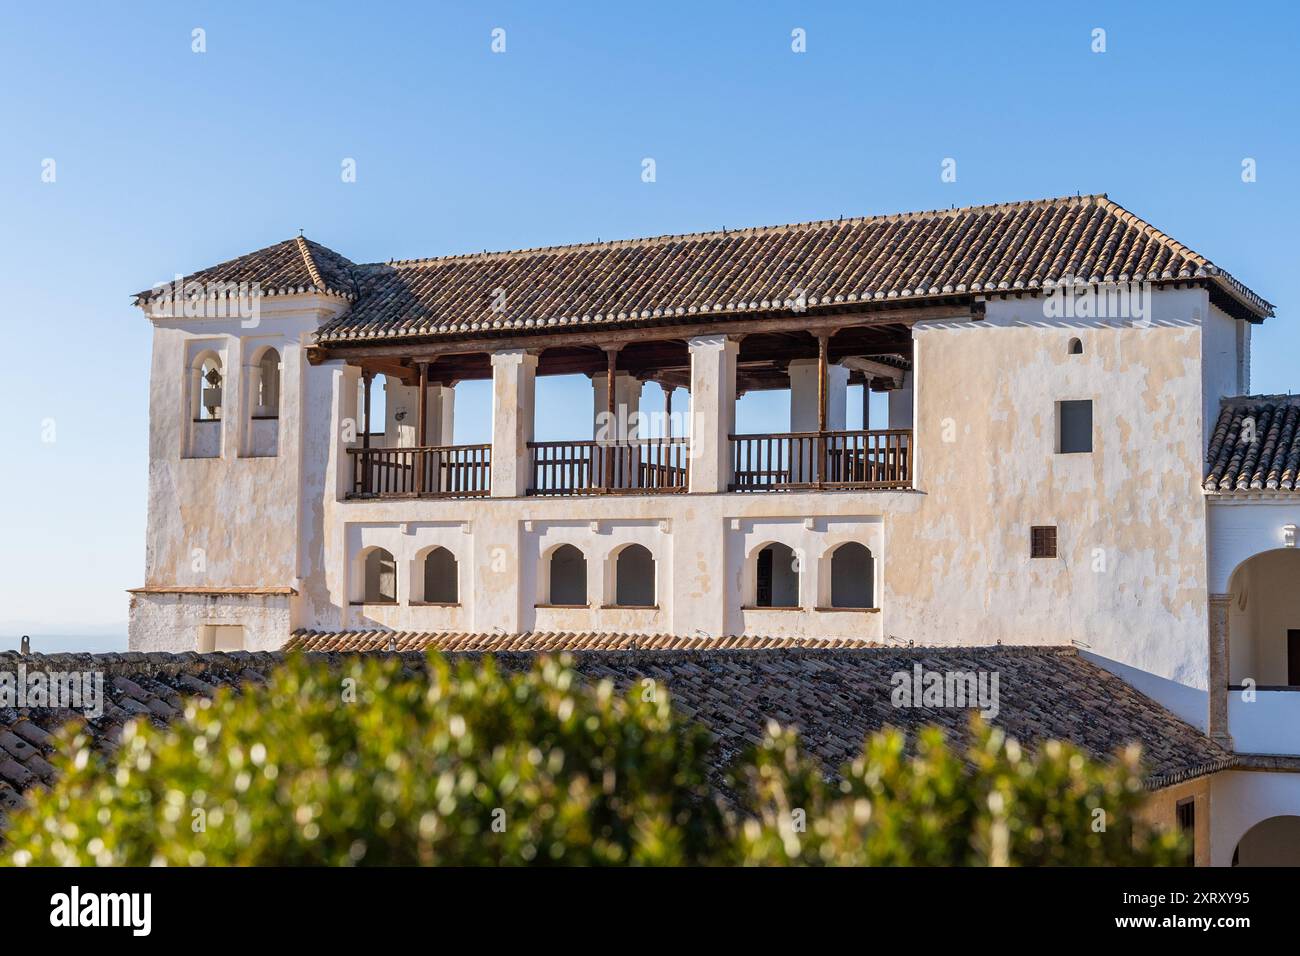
[614,544,656,607]
[549,544,587,606]
[829,542,874,609]
[192,352,224,421]
[1068,337,1083,355]
[363,548,398,604]
[254,347,281,419]
[187,350,225,458]
[421,547,458,604]
[755,543,800,608]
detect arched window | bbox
[614,544,656,607]
[421,547,458,604]
[253,347,281,419]
[187,350,224,458]
[755,543,800,608]
[191,351,224,421]
[548,544,587,606]
[246,346,281,458]
[363,548,397,604]
[829,542,874,609]
[1068,337,1083,355]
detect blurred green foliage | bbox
[1,652,1185,866]
[731,722,1185,865]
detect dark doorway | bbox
[1288,630,1300,687]
[756,548,773,606]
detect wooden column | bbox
[816,335,828,487]
[415,362,428,495]
[664,386,674,435]
[361,370,374,495]
[862,381,870,430]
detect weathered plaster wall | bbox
[129,591,290,652]
[881,291,1215,687]
[1202,303,1246,450]
[128,296,347,650]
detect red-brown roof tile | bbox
[1205,397,1300,493]
[131,196,1273,342]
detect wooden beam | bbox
[358,357,417,384]
[310,302,978,364]
[840,355,906,387]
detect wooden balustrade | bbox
[347,432,909,498]
[730,429,912,491]
[347,444,491,498]
[528,438,690,495]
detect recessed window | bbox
[614,544,656,607]
[755,543,799,608]
[829,542,874,608]
[186,349,225,458]
[253,347,281,419]
[1057,400,1093,454]
[199,625,244,653]
[1068,337,1083,355]
[421,547,458,604]
[548,544,587,605]
[363,548,398,604]
[1030,526,1057,559]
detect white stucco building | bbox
[126,194,1300,864]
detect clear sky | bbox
[1,1,1296,647]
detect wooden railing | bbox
[347,444,491,498]
[528,438,690,495]
[730,429,912,491]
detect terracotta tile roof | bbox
[0,645,1233,830]
[131,195,1273,339]
[127,586,298,596]
[1204,396,1300,493]
[286,630,867,652]
[133,236,358,303]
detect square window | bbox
[1057,400,1093,454]
[1030,526,1057,559]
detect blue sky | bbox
[1,1,1296,647]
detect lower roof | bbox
[1205,396,1300,493]
[0,642,1233,826]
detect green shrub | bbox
[2,653,725,865]
[731,721,1186,866]
[2,652,1186,866]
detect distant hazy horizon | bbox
[0,630,128,654]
